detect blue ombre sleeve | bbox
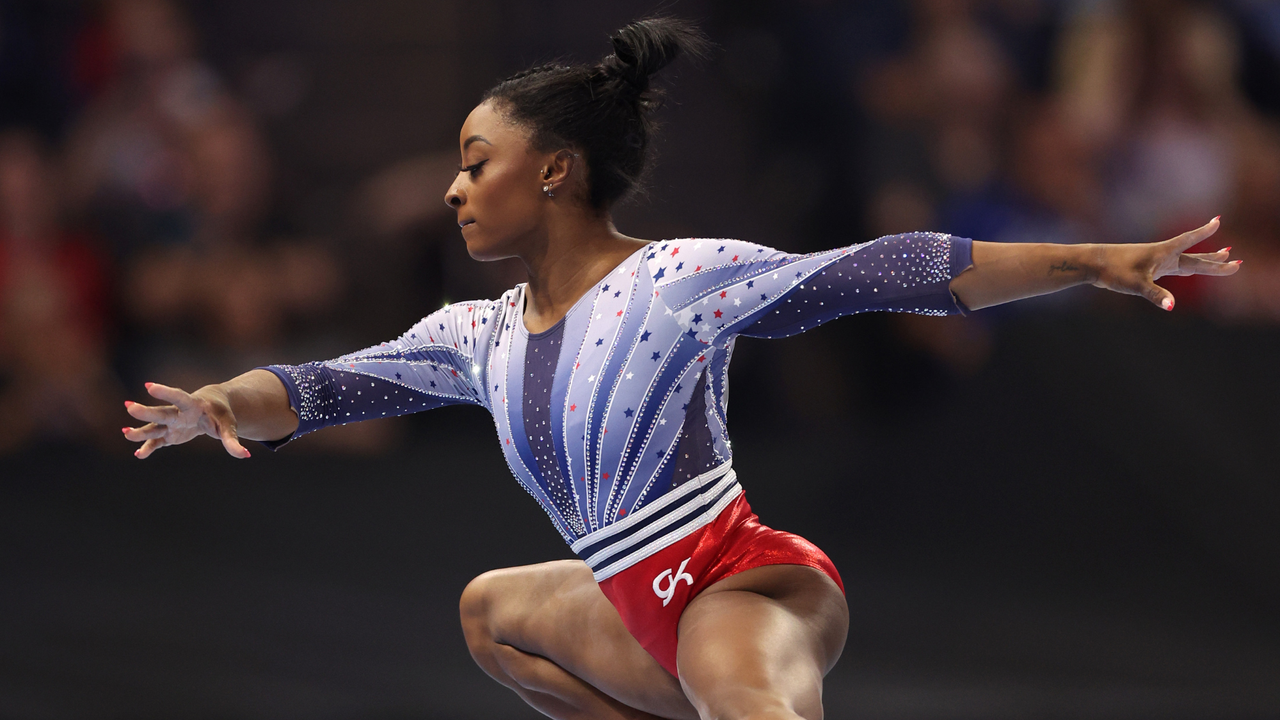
[258,299,500,449]
[646,233,973,345]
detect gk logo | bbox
[652,557,694,607]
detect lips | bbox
[458,219,475,228]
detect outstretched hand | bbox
[1092,216,1240,311]
[123,382,251,459]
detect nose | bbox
[445,178,464,209]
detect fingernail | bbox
[1162,298,1174,311]
[1232,259,1243,265]
[1213,215,1221,222]
[1222,247,1232,253]
[124,400,134,408]
[243,450,252,459]
[144,382,154,389]
[134,449,142,458]
[121,427,130,434]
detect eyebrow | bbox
[463,135,492,150]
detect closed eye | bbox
[458,159,488,177]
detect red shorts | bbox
[596,492,844,677]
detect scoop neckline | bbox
[516,243,653,339]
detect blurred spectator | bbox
[59,0,343,392]
[0,128,118,453]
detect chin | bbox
[462,224,526,262]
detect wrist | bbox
[1073,243,1104,286]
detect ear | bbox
[541,149,579,190]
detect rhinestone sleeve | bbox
[736,233,973,339]
[257,299,501,449]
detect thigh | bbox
[675,565,849,720]
[463,559,697,720]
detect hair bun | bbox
[601,17,710,97]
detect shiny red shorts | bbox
[596,492,844,677]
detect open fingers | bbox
[125,400,178,425]
[123,422,167,442]
[1169,216,1221,252]
[1178,253,1242,277]
[135,437,167,459]
[146,382,198,410]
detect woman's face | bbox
[445,101,550,261]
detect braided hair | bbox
[482,17,709,210]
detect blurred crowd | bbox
[0,0,1277,454]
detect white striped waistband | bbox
[571,463,741,581]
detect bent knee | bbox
[459,568,511,645]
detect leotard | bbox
[263,233,972,581]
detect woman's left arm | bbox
[950,217,1239,312]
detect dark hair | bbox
[482,17,710,210]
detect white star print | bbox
[659,418,666,425]
[734,298,741,306]
[626,372,634,379]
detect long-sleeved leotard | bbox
[263,232,972,580]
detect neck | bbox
[519,209,648,333]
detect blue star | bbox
[692,313,703,324]
[761,293,767,301]
[430,381,437,388]
[675,384,683,393]
[795,271,802,278]
[651,351,660,361]
[439,323,445,331]
[395,373,402,380]
[676,261,684,271]
[746,280,754,289]
[462,336,468,345]
[624,408,634,418]
[410,333,416,339]
[718,245,725,253]
[640,330,651,342]
[595,338,604,346]
[657,449,665,456]
[602,284,610,292]
[646,252,656,260]
[757,248,764,253]
[682,403,688,411]
[613,290,621,298]
[481,317,487,324]
[686,328,698,339]
[654,267,666,280]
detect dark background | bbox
[1,0,1278,717]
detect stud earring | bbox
[543,184,555,197]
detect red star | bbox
[603,471,610,479]
[670,247,680,257]
[471,320,476,328]
[604,428,609,434]
[616,310,623,316]
[510,301,516,307]
[714,309,723,318]
[349,363,355,368]
[719,290,727,298]
[506,438,511,444]
[697,355,706,362]
[619,508,628,516]
[451,369,458,376]
[575,362,580,369]
[570,404,577,411]
[732,254,739,261]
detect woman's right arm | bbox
[124,296,506,459]
[124,369,298,459]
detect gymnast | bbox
[123,18,1239,720]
